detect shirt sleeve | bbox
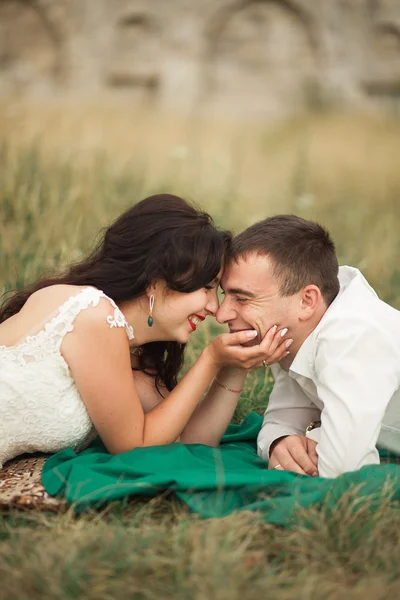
[257,364,322,461]
[314,314,400,478]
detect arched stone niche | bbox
[374,22,400,57]
[363,0,400,99]
[0,0,64,92]
[104,11,161,99]
[202,0,320,116]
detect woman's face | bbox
[152,267,223,343]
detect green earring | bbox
[148,294,155,327]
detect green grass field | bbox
[1,104,400,599]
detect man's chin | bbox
[241,338,260,347]
[230,329,260,347]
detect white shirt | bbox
[257,266,400,478]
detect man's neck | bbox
[279,309,327,371]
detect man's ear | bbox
[299,285,322,321]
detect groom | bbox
[216,215,400,478]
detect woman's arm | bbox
[62,299,288,454]
[180,326,290,446]
[134,365,246,446]
[61,298,262,453]
[131,327,289,447]
[179,366,246,445]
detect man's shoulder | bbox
[318,309,379,339]
[314,303,400,365]
[322,266,400,333]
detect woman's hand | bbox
[205,325,292,371]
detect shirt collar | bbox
[287,265,358,379]
[288,328,317,379]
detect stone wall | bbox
[1,0,400,117]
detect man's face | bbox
[217,253,300,343]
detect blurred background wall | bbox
[1,0,400,119]
[1,0,400,307]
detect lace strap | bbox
[0,288,134,366]
[98,291,135,340]
[55,287,135,342]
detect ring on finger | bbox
[262,360,268,368]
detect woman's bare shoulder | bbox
[23,284,92,314]
[27,285,120,330]
[0,285,101,347]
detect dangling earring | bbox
[147,294,155,327]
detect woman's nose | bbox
[206,291,219,316]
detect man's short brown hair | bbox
[232,215,340,306]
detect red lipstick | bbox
[188,314,205,332]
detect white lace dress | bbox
[0,287,134,469]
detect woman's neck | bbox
[117,295,160,347]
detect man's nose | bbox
[216,297,235,324]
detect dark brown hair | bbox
[0,194,231,392]
[231,214,339,306]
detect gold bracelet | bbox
[214,378,243,394]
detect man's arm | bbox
[257,365,321,468]
[314,315,400,478]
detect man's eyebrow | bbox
[224,287,257,298]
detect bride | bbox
[0,194,287,467]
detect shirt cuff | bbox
[305,427,321,444]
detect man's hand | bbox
[268,435,319,476]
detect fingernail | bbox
[285,351,290,356]
[312,472,318,477]
[280,328,288,337]
[246,330,258,338]
[271,325,277,333]
[285,339,293,348]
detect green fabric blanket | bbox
[42,413,400,526]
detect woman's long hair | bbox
[0,194,231,392]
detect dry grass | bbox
[1,103,400,599]
[1,102,400,305]
[1,495,400,600]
